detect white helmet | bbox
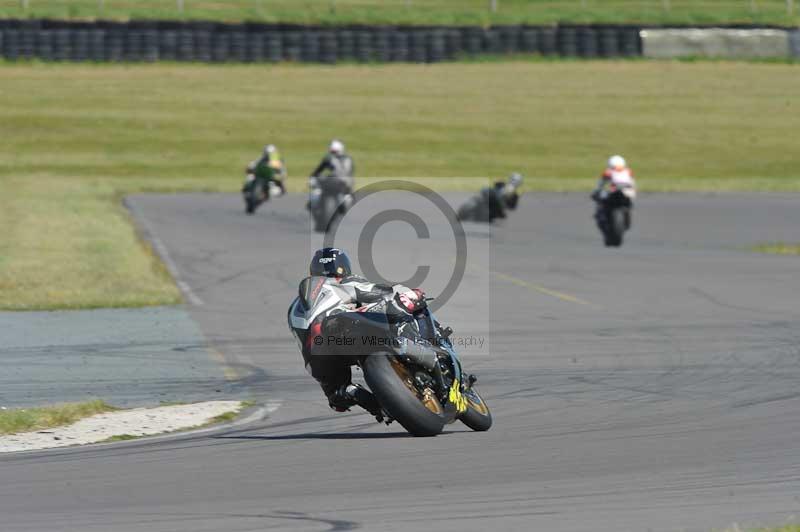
[508,172,523,187]
[607,155,626,170]
[329,139,345,155]
[264,144,276,155]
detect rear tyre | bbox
[362,353,446,437]
[459,387,492,431]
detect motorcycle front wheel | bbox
[362,353,446,437]
[609,207,626,247]
[459,387,492,432]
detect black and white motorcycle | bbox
[307,177,351,232]
[287,276,492,437]
[594,184,635,247]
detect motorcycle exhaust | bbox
[400,339,439,371]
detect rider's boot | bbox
[330,384,384,422]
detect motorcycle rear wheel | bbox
[362,353,446,437]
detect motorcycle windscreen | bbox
[298,276,329,311]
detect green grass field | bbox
[1,60,799,309]
[0,400,116,435]
[0,0,798,26]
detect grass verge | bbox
[0,400,117,436]
[1,61,799,309]
[751,243,800,255]
[1,0,798,26]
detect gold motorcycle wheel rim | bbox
[389,357,444,415]
[465,389,489,415]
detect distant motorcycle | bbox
[457,179,521,223]
[242,160,285,215]
[594,185,635,247]
[307,176,350,233]
[243,175,284,215]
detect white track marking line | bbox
[126,199,204,306]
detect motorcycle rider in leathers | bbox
[298,248,440,419]
[591,154,637,226]
[245,144,287,196]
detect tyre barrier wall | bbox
[0,20,643,63]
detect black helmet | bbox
[310,248,352,278]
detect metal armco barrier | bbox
[0,19,648,63]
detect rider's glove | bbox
[394,288,427,314]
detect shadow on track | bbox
[214,429,473,441]
[215,432,412,441]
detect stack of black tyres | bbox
[337,30,354,61]
[427,30,446,62]
[445,29,461,60]
[90,29,106,61]
[598,27,619,57]
[373,29,391,62]
[538,27,557,55]
[194,25,213,62]
[143,28,159,61]
[464,27,483,56]
[620,27,640,56]
[20,28,36,59]
[248,32,265,62]
[54,29,71,61]
[126,28,144,61]
[160,29,177,61]
[283,31,301,61]
[212,31,230,62]
[409,30,427,62]
[484,28,502,54]
[73,29,90,61]
[319,31,337,63]
[4,29,19,61]
[577,27,597,57]
[499,26,520,53]
[355,30,372,62]
[520,28,538,53]
[557,27,578,56]
[177,27,194,61]
[106,25,125,62]
[230,31,248,62]
[302,31,320,62]
[390,30,408,62]
[790,29,800,58]
[265,31,282,62]
[37,30,53,61]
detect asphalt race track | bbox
[2,192,799,532]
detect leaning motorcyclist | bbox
[490,172,524,217]
[245,144,286,195]
[463,172,523,221]
[297,248,438,418]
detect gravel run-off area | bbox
[0,401,244,453]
